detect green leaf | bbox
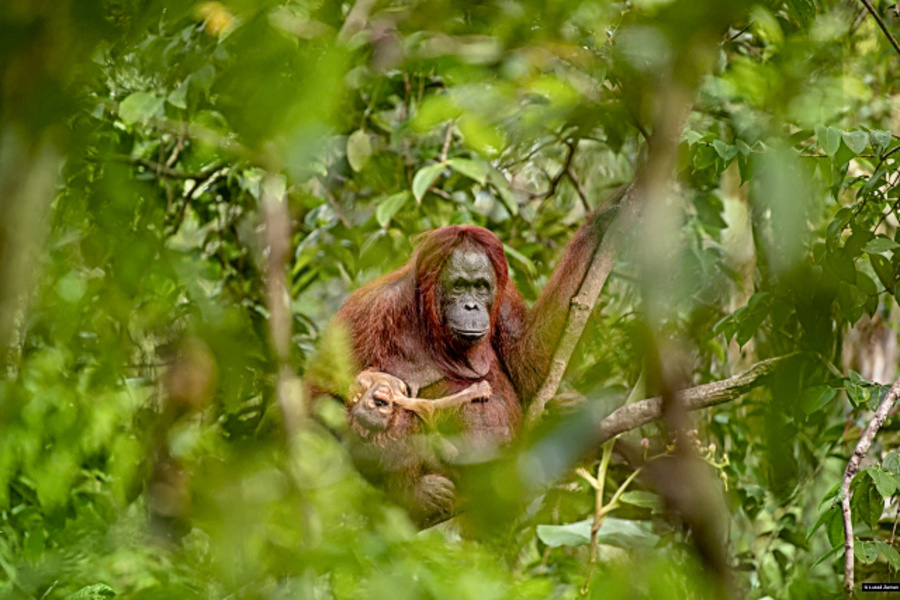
[375,192,411,228]
[884,452,900,475]
[502,244,535,278]
[826,505,845,548]
[537,517,659,550]
[712,139,737,162]
[866,467,898,498]
[619,491,664,512]
[537,519,591,547]
[119,92,164,125]
[684,130,704,145]
[167,80,189,109]
[842,131,869,156]
[346,129,373,172]
[827,250,856,284]
[870,253,895,289]
[871,130,893,154]
[63,584,116,600]
[856,540,879,564]
[874,540,900,570]
[816,125,841,157]
[811,543,842,568]
[864,236,900,254]
[447,158,489,185]
[851,476,884,528]
[412,163,445,203]
[800,386,837,414]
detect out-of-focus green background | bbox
[2,0,900,598]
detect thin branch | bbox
[112,155,218,180]
[262,175,305,433]
[536,140,579,209]
[842,374,900,595]
[593,355,790,444]
[857,0,900,57]
[565,166,590,213]
[440,123,454,163]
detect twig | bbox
[440,123,454,163]
[565,165,591,212]
[857,0,900,57]
[540,140,577,204]
[841,374,900,595]
[112,155,217,180]
[165,122,187,168]
[593,355,790,444]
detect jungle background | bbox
[3,0,900,598]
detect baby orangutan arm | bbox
[350,369,492,429]
[391,380,492,427]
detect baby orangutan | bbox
[349,369,492,432]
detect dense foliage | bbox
[3,0,900,598]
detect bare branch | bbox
[842,375,900,595]
[594,355,790,444]
[857,0,900,57]
[261,175,305,433]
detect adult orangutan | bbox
[327,189,622,526]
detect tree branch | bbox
[841,374,900,595]
[857,0,900,57]
[261,175,305,433]
[524,91,693,427]
[593,355,790,444]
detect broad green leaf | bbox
[167,80,189,109]
[458,114,505,158]
[866,467,898,498]
[346,129,372,172]
[537,519,591,547]
[119,92,163,125]
[619,491,664,511]
[800,386,836,414]
[811,543,842,568]
[447,158,489,185]
[856,540,878,564]
[870,253,895,289]
[842,131,868,156]
[884,452,900,475]
[827,250,856,284]
[684,130,704,145]
[851,476,883,528]
[712,139,737,162]
[844,230,874,257]
[864,236,900,254]
[874,540,900,570]
[63,584,116,600]
[816,125,841,157]
[537,517,659,550]
[503,243,536,278]
[871,130,893,154]
[826,504,844,548]
[375,192,410,228]
[412,163,445,203]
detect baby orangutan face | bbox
[349,370,410,432]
